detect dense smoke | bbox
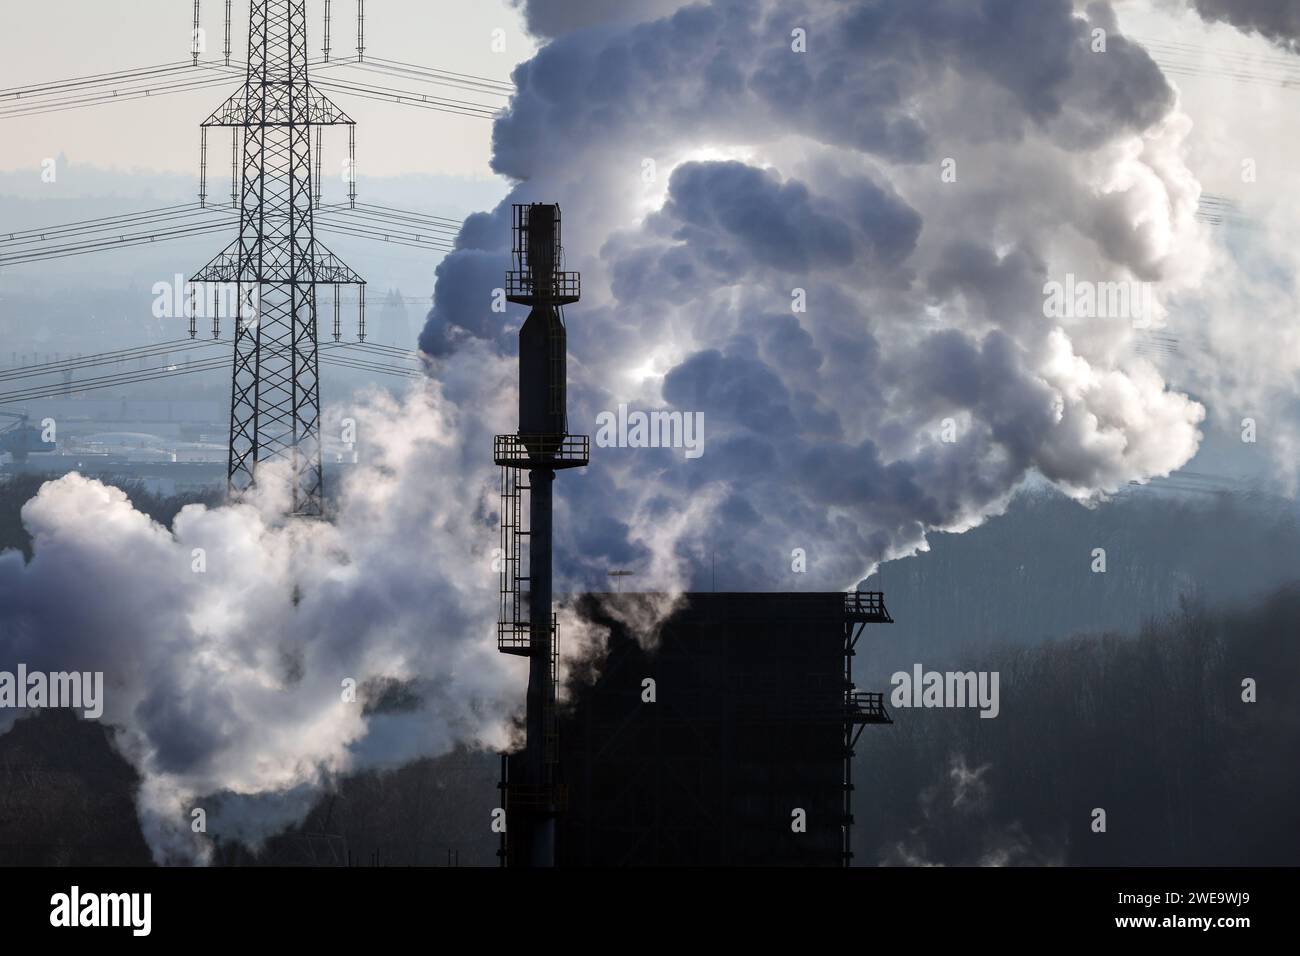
[1160,0,1300,492]
[0,378,522,862]
[1189,0,1300,49]
[425,0,1210,590]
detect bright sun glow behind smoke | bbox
[634,144,760,219]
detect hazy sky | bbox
[0,0,536,179]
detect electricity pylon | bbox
[192,0,364,516]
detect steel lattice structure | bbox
[494,204,589,868]
[192,0,363,516]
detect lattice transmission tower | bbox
[191,0,365,516]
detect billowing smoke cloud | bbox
[425,0,1210,590]
[1189,0,1300,49]
[1160,0,1300,492]
[0,374,523,863]
[507,0,696,38]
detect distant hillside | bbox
[861,488,1300,679]
[855,585,1300,866]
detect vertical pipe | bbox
[527,468,555,868]
[842,619,851,865]
[498,752,510,867]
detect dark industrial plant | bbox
[549,591,894,867]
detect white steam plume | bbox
[423,0,1211,590]
[0,373,521,863]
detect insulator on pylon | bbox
[199,127,208,207]
[230,131,239,206]
[192,1,202,66]
[357,0,366,62]
[332,285,341,342]
[357,285,366,342]
[324,0,332,62]
[187,283,197,339]
[348,126,357,208]
[224,0,232,66]
[314,136,323,209]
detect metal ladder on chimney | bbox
[497,462,563,760]
[497,463,531,655]
[496,462,564,782]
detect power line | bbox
[321,207,460,240]
[343,57,513,98]
[0,339,424,404]
[0,204,228,247]
[0,338,197,372]
[354,201,462,226]
[317,221,455,252]
[333,340,423,358]
[1135,35,1300,74]
[0,339,220,384]
[1131,35,1300,90]
[0,59,214,99]
[1,201,464,268]
[0,216,237,267]
[0,62,243,121]
[0,353,232,406]
[347,202,463,230]
[312,77,500,119]
[319,354,423,379]
[365,56,513,92]
[326,341,423,364]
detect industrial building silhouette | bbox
[516,591,895,867]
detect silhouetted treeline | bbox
[0,710,499,867]
[208,750,500,867]
[855,586,1300,866]
[0,709,153,865]
[862,489,1300,678]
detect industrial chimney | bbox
[494,203,588,868]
